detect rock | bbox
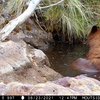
[6,82,33,95]
[0,40,30,74]
[69,58,99,73]
[0,15,5,26]
[52,75,100,95]
[0,82,9,95]
[1,75,100,95]
[27,48,50,67]
[0,40,62,84]
[0,13,54,50]
[29,82,78,95]
[0,13,11,29]
[7,18,54,50]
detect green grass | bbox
[40,0,100,43]
[1,0,100,43]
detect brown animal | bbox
[69,26,100,73]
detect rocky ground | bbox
[0,13,54,50]
[0,40,62,84]
[1,75,100,95]
[0,13,100,95]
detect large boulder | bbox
[1,75,100,95]
[0,40,62,84]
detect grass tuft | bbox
[40,0,100,43]
[1,0,100,43]
[5,0,28,16]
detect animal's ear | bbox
[91,26,98,33]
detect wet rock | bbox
[69,58,99,73]
[0,40,62,84]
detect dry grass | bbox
[5,0,28,16]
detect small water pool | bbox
[44,43,100,81]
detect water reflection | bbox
[44,43,100,81]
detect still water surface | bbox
[44,43,100,81]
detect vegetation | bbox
[4,0,28,16]
[40,0,100,43]
[1,0,100,43]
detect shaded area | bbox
[44,43,100,80]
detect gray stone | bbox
[0,40,62,84]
